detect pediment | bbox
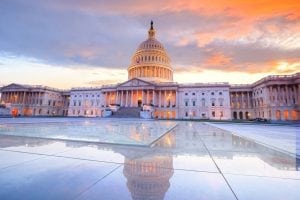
[1,83,28,91]
[118,78,154,88]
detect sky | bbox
[0,0,299,89]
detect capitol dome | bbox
[128,21,173,82]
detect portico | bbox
[102,78,177,110]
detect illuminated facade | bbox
[0,22,299,120]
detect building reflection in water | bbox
[121,133,176,200]
[124,156,174,200]
[0,122,299,199]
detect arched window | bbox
[202,98,205,107]
[239,111,243,119]
[211,99,216,106]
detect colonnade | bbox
[0,91,44,105]
[267,84,299,106]
[230,91,252,109]
[267,84,300,120]
[128,66,172,81]
[104,89,177,108]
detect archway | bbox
[276,110,281,120]
[166,111,171,119]
[245,112,249,120]
[137,100,142,107]
[233,112,237,119]
[171,111,176,119]
[11,108,18,117]
[283,110,289,120]
[239,111,243,120]
[291,110,299,120]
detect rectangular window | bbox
[192,111,196,116]
[185,101,188,106]
[219,99,223,106]
[192,101,196,106]
[212,111,215,117]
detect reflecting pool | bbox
[0,119,177,146]
[0,118,299,200]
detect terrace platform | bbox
[0,118,299,200]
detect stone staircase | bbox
[110,107,142,118]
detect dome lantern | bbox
[148,20,156,39]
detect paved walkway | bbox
[0,119,299,199]
[208,122,300,157]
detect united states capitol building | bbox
[1,22,299,121]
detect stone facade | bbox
[0,84,69,117]
[0,22,299,121]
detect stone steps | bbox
[110,107,141,118]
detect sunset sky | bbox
[0,0,299,89]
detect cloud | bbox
[204,52,232,66]
[85,79,121,86]
[0,0,299,76]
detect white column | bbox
[121,91,123,106]
[285,85,288,105]
[22,92,26,104]
[0,92,4,103]
[246,92,249,108]
[37,92,41,105]
[287,85,291,105]
[126,90,128,107]
[146,90,149,105]
[107,92,110,105]
[164,90,166,107]
[159,91,161,108]
[116,91,119,105]
[293,85,298,104]
[298,84,300,105]
[152,90,155,106]
[274,86,278,105]
[142,90,144,105]
[131,90,133,107]
[175,91,178,107]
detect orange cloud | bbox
[204,52,232,66]
[162,0,300,18]
[48,0,300,18]
[269,60,300,74]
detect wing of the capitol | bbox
[0,22,299,121]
